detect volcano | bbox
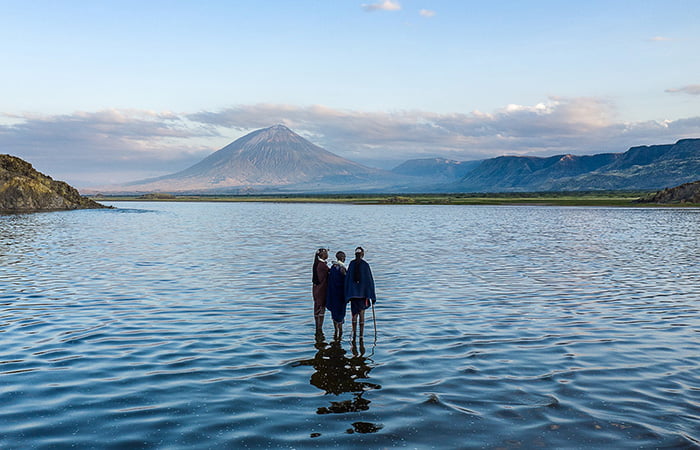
[121,124,386,193]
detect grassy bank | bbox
[86,191,700,207]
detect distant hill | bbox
[638,179,700,204]
[391,158,481,181]
[99,129,699,194]
[114,124,401,193]
[457,139,700,192]
[1,154,107,212]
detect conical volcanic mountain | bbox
[121,124,385,193]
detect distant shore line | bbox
[89,192,700,207]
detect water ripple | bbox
[0,203,698,448]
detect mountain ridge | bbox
[457,139,700,192]
[96,126,699,194]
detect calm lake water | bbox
[1,202,699,448]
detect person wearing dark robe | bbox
[344,246,376,342]
[312,248,330,335]
[326,251,347,341]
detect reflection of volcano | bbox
[293,339,382,430]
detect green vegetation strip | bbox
[88,191,699,207]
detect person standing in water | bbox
[326,251,347,341]
[312,248,330,336]
[344,247,376,342]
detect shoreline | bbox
[88,192,700,207]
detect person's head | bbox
[336,251,346,263]
[354,246,364,260]
[317,248,328,260]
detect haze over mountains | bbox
[392,158,482,182]
[102,125,699,194]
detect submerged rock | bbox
[0,154,108,212]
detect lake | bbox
[1,202,698,448]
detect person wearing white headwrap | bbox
[326,251,347,341]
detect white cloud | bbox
[188,98,700,164]
[361,0,401,12]
[649,36,673,42]
[0,110,220,185]
[665,84,700,96]
[3,99,700,186]
[419,9,436,18]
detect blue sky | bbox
[1,0,699,186]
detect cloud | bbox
[649,36,673,42]
[665,84,700,95]
[0,109,221,185]
[3,99,700,187]
[188,98,700,166]
[361,0,401,12]
[419,9,436,18]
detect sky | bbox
[1,0,699,186]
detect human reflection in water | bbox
[293,336,382,427]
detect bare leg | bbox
[313,299,325,336]
[333,321,343,341]
[315,313,324,335]
[358,309,365,341]
[352,313,358,342]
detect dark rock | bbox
[637,180,700,204]
[0,154,108,213]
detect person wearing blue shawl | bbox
[326,251,347,341]
[344,246,376,341]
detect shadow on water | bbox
[292,336,383,435]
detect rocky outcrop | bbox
[638,180,700,204]
[0,154,108,212]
